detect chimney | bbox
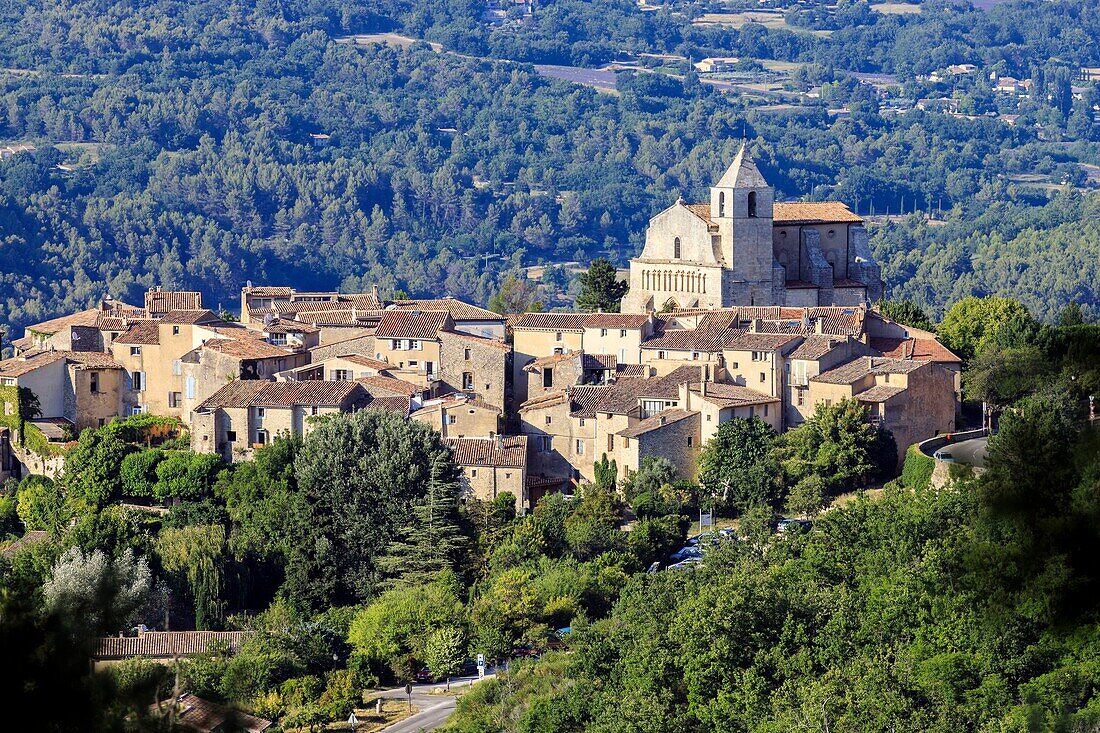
[372,284,380,302]
[815,318,825,335]
[659,415,666,426]
[750,318,762,333]
[495,434,504,451]
[701,380,707,397]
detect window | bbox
[448,414,457,425]
[823,398,832,407]
[622,436,630,448]
[172,360,182,376]
[89,372,99,393]
[748,191,757,217]
[797,391,805,406]
[687,436,693,447]
[255,430,268,446]
[411,340,421,350]
[132,371,144,391]
[827,229,836,239]
[760,372,766,383]
[579,418,585,427]
[462,372,474,390]
[607,434,614,451]
[470,468,478,478]
[172,325,180,336]
[468,409,475,414]
[600,328,608,337]
[749,406,755,417]
[537,435,552,452]
[226,430,237,443]
[555,332,562,342]
[575,439,585,455]
[620,329,627,338]
[1,378,14,387]
[884,373,891,383]
[764,404,769,417]
[464,348,471,360]
[185,377,196,399]
[391,339,400,350]
[98,419,106,427]
[692,352,699,361]
[426,361,435,377]
[553,347,563,355]
[658,351,666,359]
[543,368,553,388]
[505,472,511,479]
[719,191,726,217]
[408,360,419,369]
[310,406,320,416]
[269,333,287,346]
[545,416,552,425]
[168,392,182,408]
[731,362,739,369]
[131,405,145,416]
[130,346,141,356]
[673,237,681,259]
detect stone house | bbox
[808,357,957,464]
[190,380,369,461]
[0,349,126,433]
[411,393,502,438]
[446,436,528,511]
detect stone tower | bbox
[710,144,778,306]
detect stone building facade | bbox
[621,144,883,313]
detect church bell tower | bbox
[710,143,775,305]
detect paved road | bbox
[938,437,988,468]
[373,673,495,733]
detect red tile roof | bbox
[149,693,271,733]
[811,357,926,385]
[375,311,451,340]
[114,321,162,345]
[0,350,68,377]
[145,290,203,316]
[582,313,652,329]
[161,309,218,325]
[197,380,365,409]
[364,395,413,416]
[201,338,291,360]
[856,384,906,403]
[388,298,503,321]
[870,337,961,364]
[25,308,102,334]
[618,409,697,438]
[357,375,425,398]
[773,201,863,225]
[689,382,779,407]
[446,436,527,468]
[511,312,587,331]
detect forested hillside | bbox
[1,0,1099,338]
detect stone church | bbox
[620,145,883,313]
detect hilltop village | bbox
[0,148,960,507]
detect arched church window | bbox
[718,192,726,218]
[748,191,757,218]
[673,237,681,259]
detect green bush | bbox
[119,449,164,499]
[901,444,936,490]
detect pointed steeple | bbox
[716,142,768,189]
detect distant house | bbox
[92,630,253,668]
[148,693,271,733]
[447,435,528,511]
[694,57,739,74]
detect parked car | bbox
[667,558,701,571]
[646,560,662,573]
[777,518,812,534]
[414,667,435,683]
[669,545,703,562]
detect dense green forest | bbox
[1,0,1099,337]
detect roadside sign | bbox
[404,683,412,695]
[477,652,486,678]
[699,511,713,528]
[348,713,358,731]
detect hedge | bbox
[900,444,935,490]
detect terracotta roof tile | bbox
[388,298,503,321]
[201,338,290,360]
[870,337,961,364]
[144,290,202,316]
[446,436,527,468]
[788,336,844,361]
[811,357,925,385]
[364,395,413,416]
[0,350,68,377]
[519,390,571,413]
[375,311,450,340]
[442,329,511,351]
[333,354,392,370]
[150,693,272,733]
[618,409,697,438]
[198,380,365,409]
[772,201,862,225]
[511,313,586,331]
[582,313,651,329]
[856,384,906,402]
[160,309,219,325]
[357,375,425,398]
[689,382,779,407]
[25,308,102,334]
[113,321,161,345]
[569,385,607,418]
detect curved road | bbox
[373,672,496,733]
[938,437,988,468]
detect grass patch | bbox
[871,2,922,13]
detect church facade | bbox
[621,145,883,313]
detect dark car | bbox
[669,545,703,563]
[777,518,812,534]
[414,666,435,683]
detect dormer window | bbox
[748,191,757,218]
[673,237,681,259]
